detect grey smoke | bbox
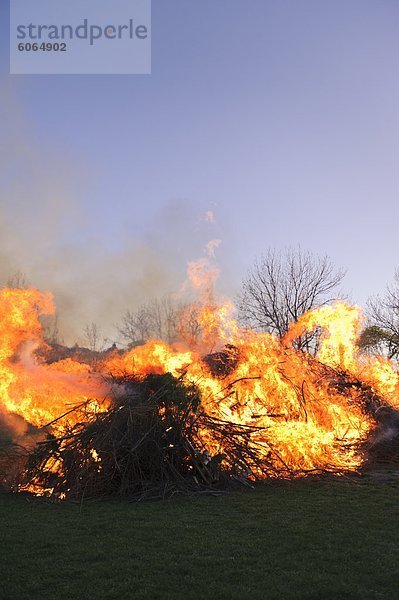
[0,83,232,344]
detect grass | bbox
[1,478,399,600]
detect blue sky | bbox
[1,0,399,340]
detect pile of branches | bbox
[0,412,36,492]
[20,373,269,501]
[320,362,399,469]
[0,444,29,492]
[15,355,399,501]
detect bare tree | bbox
[161,296,182,343]
[237,248,345,346]
[83,322,103,352]
[362,270,399,359]
[119,306,155,346]
[176,303,202,347]
[118,295,202,347]
[118,296,179,346]
[41,314,63,345]
[6,270,29,289]
[147,297,181,343]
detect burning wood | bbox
[19,373,267,500]
[1,286,399,499]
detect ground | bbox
[1,478,399,600]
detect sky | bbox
[1,0,399,342]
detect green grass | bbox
[1,479,399,600]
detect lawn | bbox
[1,478,399,600]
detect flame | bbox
[283,303,363,371]
[205,211,216,224]
[1,280,399,487]
[0,288,107,429]
[206,239,222,258]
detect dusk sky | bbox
[1,1,399,341]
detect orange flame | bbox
[0,288,107,429]
[1,283,399,482]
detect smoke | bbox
[0,83,232,344]
[0,409,28,445]
[0,197,224,344]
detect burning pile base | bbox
[12,364,399,501]
[19,373,271,500]
[2,288,399,500]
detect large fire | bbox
[1,268,399,493]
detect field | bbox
[2,478,399,600]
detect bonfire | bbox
[1,280,399,500]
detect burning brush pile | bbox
[1,285,399,501]
[22,373,274,500]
